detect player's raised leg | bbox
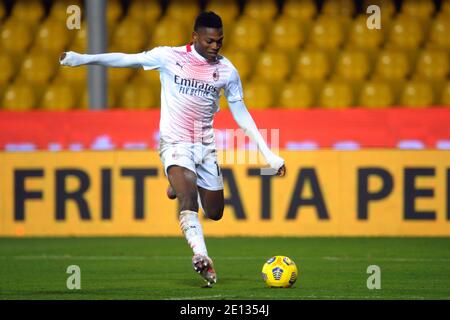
[167,165,217,286]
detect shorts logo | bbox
[213,68,219,81]
[172,150,179,160]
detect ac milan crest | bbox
[213,68,220,81]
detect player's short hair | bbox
[194,11,223,31]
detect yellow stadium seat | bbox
[127,0,162,27]
[205,0,239,28]
[319,81,354,109]
[293,50,330,82]
[0,53,15,88]
[56,65,87,91]
[254,50,290,85]
[165,0,200,27]
[400,81,435,108]
[48,0,83,22]
[109,68,135,91]
[111,18,148,53]
[334,51,371,81]
[228,17,265,53]
[17,53,57,88]
[119,83,157,109]
[347,14,384,51]
[11,0,45,29]
[442,1,450,16]
[439,81,450,105]
[322,0,355,17]
[242,0,278,21]
[400,0,435,21]
[221,50,253,82]
[428,14,450,50]
[0,2,5,22]
[243,81,274,109]
[2,82,37,111]
[358,81,394,108]
[40,84,76,110]
[34,18,72,56]
[386,14,424,51]
[107,0,123,25]
[149,17,189,47]
[0,17,33,55]
[278,82,314,109]
[269,16,305,55]
[68,21,87,52]
[373,50,410,80]
[307,16,345,54]
[282,0,317,22]
[414,49,449,81]
[363,0,396,18]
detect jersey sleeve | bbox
[224,68,244,103]
[140,46,168,71]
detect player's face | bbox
[193,27,223,62]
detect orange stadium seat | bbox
[11,0,45,30]
[319,81,354,109]
[278,82,315,109]
[127,0,162,28]
[221,50,253,82]
[243,81,274,109]
[119,83,158,109]
[149,17,189,47]
[165,0,200,27]
[205,0,240,30]
[358,81,394,108]
[242,0,278,22]
[268,16,305,56]
[228,17,265,53]
[111,18,149,53]
[428,14,450,50]
[400,81,435,108]
[2,82,37,111]
[40,83,77,110]
[440,81,450,105]
[0,17,33,57]
[253,50,290,86]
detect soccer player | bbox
[60,11,285,286]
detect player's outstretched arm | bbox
[59,51,146,68]
[228,99,286,176]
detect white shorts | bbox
[159,141,224,191]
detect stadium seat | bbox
[278,82,314,109]
[413,49,449,81]
[205,0,239,29]
[149,17,189,47]
[221,50,253,82]
[107,0,123,26]
[358,81,394,108]
[400,0,435,22]
[228,17,265,53]
[11,0,45,30]
[318,81,354,109]
[347,14,384,52]
[165,0,200,27]
[442,0,450,16]
[254,50,290,86]
[119,83,157,109]
[282,0,317,22]
[307,16,345,55]
[40,84,76,110]
[109,68,135,92]
[243,81,275,109]
[17,53,57,90]
[111,18,148,53]
[2,82,37,111]
[428,15,450,50]
[68,21,87,52]
[0,53,15,89]
[0,2,5,22]
[242,0,278,22]
[386,14,424,51]
[440,81,450,105]
[334,50,371,82]
[55,65,87,91]
[48,0,83,22]
[363,0,396,38]
[127,0,162,28]
[33,18,72,57]
[0,17,33,56]
[322,0,355,17]
[292,50,330,82]
[268,16,305,56]
[400,81,435,108]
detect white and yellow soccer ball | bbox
[261,255,298,288]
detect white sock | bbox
[179,210,208,256]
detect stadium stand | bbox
[0,0,448,110]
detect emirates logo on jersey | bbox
[213,68,220,82]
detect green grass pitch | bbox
[0,237,449,300]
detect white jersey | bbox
[139,44,244,145]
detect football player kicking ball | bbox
[60,12,285,287]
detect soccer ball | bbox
[261,255,298,288]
